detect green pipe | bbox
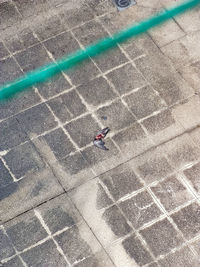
[0,0,199,101]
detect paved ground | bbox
[1,0,200,266]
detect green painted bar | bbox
[0,0,199,101]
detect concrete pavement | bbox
[0,0,200,266]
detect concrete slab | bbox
[1,0,200,266]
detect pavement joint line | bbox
[173,16,187,36]
[0,156,18,182]
[98,16,169,108]
[2,124,200,224]
[1,0,200,100]
[153,242,195,263]
[145,178,198,257]
[18,8,115,51]
[2,235,52,263]
[98,179,158,263]
[0,191,67,225]
[138,31,195,99]
[32,66,82,152]
[67,125,200,194]
[67,200,118,267]
[40,90,81,151]
[178,172,200,203]
[137,107,170,123]
[1,225,28,266]
[97,18,166,147]
[0,60,195,125]
[34,209,72,266]
[69,27,124,156]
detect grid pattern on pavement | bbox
[1,0,200,266]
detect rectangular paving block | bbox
[48,89,87,123]
[43,31,80,60]
[106,239,143,267]
[175,7,200,33]
[0,57,22,86]
[192,237,200,255]
[36,193,81,234]
[87,0,115,16]
[0,89,41,121]
[81,138,122,175]
[134,53,194,105]
[171,202,200,240]
[74,249,115,267]
[142,109,185,145]
[121,33,159,59]
[70,178,129,247]
[66,59,100,86]
[54,221,106,265]
[96,99,135,131]
[40,128,75,161]
[0,159,13,189]
[151,175,193,212]
[119,190,162,229]
[172,95,200,130]
[179,61,200,93]
[77,76,117,106]
[0,168,64,223]
[0,116,28,151]
[16,103,58,137]
[106,63,146,95]
[122,234,153,266]
[99,6,150,35]
[0,182,18,202]
[73,20,107,47]
[0,2,21,30]
[13,0,50,18]
[73,19,128,71]
[5,210,48,251]
[112,122,153,160]
[0,41,9,59]
[184,162,200,194]
[33,14,66,41]
[140,218,183,257]
[55,225,93,264]
[161,31,200,69]
[132,147,174,185]
[0,229,15,261]
[95,183,113,210]
[2,256,25,267]
[102,205,132,237]
[52,151,95,190]
[14,43,52,72]
[65,114,100,148]
[189,126,200,148]
[94,47,128,73]
[37,73,71,99]
[159,246,200,267]
[4,28,39,54]
[73,257,98,267]
[3,141,45,179]
[123,85,165,120]
[21,239,68,267]
[100,162,143,201]
[160,133,200,170]
[59,3,94,29]
[149,19,185,47]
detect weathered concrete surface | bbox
[0,0,200,266]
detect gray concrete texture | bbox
[0,0,200,266]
